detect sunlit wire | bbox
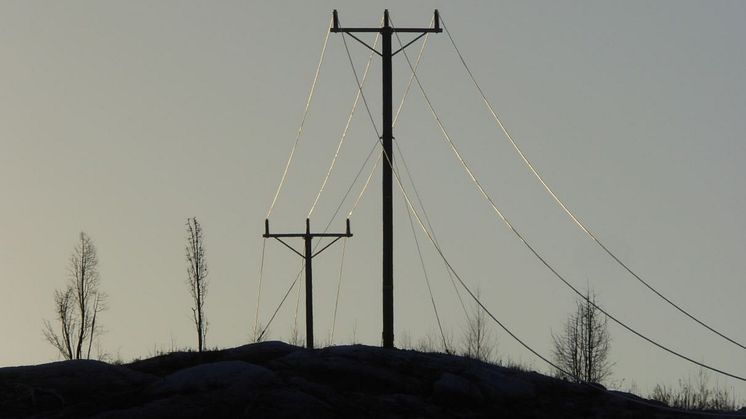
[266,16,332,218]
[440,14,746,353]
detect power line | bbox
[307,29,382,219]
[399,160,449,353]
[329,237,348,343]
[253,239,267,339]
[348,150,381,218]
[259,14,745,415]
[390,150,742,417]
[389,15,471,324]
[341,33,380,138]
[439,14,746,353]
[266,16,333,218]
[358,60,744,410]
[293,261,303,340]
[393,139,471,324]
[256,260,303,342]
[393,16,433,128]
[349,62,737,411]
[393,24,746,382]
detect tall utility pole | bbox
[264,218,352,349]
[331,10,441,349]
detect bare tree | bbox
[552,288,612,384]
[44,232,106,360]
[461,289,495,362]
[186,217,208,352]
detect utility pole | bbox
[331,10,441,349]
[264,218,352,349]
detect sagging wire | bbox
[266,15,333,218]
[329,237,349,343]
[440,14,746,353]
[393,22,746,382]
[253,239,267,339]
[307,29,382,218]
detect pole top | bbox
[383,9,389,28]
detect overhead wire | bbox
[329,237,348,343]
[260,15,745,415]
[307,29,382,218]
[392,16,433,128]
[439,14,746,353]
[257,17,334,341]
[253,239,267,339]
[341,34,380,138]
[257,26,384,339]
[298,59,383,339]
[346,26,744,409]
[388,15,471,323]
[401,171,449,353]
[256,260,303,342]
[392,24,451,352]
[266,16,333,219]
[347,40,733,412]
[393,21,746,383]
[293,262,303,340]
[393,143,471,324]
[348,151,381,218]
[262,15,744,414]
[390,139,742,417]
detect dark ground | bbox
[0,342,742,418]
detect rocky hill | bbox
[0,342,740,418]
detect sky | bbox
[2,0,746,397]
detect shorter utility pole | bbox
[264,218,352,349]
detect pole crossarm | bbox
[331,9,441,54]
[264,218,352,244]
[330,9,441,350]
[263,218,352,349]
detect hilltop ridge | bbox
[0,341,738,418]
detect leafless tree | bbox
[461,289,495,362]
[552,288,612,384]
[186,217,208,352]
[44,232,106,360]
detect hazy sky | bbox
[2,0,745,396]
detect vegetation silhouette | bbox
[43,232,107,360]
[186,217,208,353]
